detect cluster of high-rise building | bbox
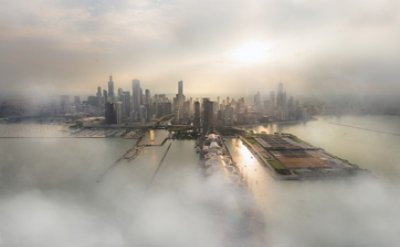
[196,83,309,129]
[57,79,311,132]
[4,81,400,123]
[262,82,308,122]
[89,76,174,125]
[85,77,221,133]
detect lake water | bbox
[0,115,399,246]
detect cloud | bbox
[1,134,400,246]
[0,137,262,246]
[264,176,400,247]
[0,0,399,96]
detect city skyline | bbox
[67,78,310,128]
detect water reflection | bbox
[226,138,275,211]
[149,129,155,142]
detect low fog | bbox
[0,139,261,246]
[264,176,400,247]
[0,137,400,246]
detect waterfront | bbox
[246,115,400,180]
[1,114,400,246]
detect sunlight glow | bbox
[230,41,270,64]
[236,139,257,167]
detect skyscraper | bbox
[104,89,117,124]
[276,82,287,120]
[105,102,117,124]
[59,95,70,114]
[108,76,115,103]
[254,92,262,114]
[175,80,186,122]
[277,82,285,108]
[132,79,141,121]
[145,89,151,105]
[103,90,108,105]
[194,101,201,129]
[270,91,275,107]
[74,96,81,105]
[96,86,103,113]
[178,80,183,95]
[117,88,123,100]
[121,91,131,121]
[202,98,214,134]
[116,101,123,124]
[144,89,152,122]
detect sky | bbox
[0,0,399,97]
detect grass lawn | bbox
[244,136,257,145]
[267,158,287,170]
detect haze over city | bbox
[1,0,400,96]
[1,1,400,247]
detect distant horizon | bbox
[1,88,400,103]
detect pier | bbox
[241,133,363,180]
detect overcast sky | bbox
[0,0,399,97]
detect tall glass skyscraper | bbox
[107,76,115,103]
[132,79,141,121]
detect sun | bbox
[230,41,270,64]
